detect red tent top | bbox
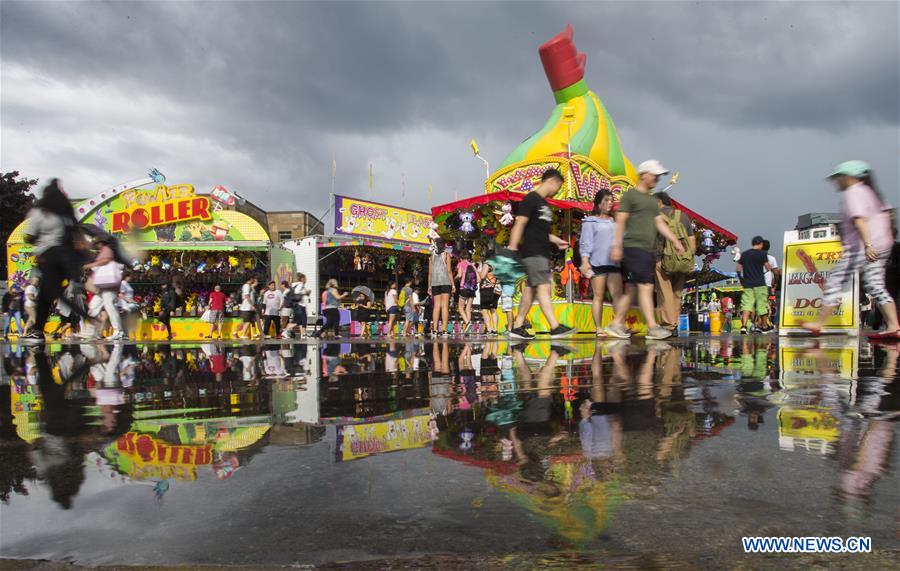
[431,190,737,244]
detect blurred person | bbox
[579,189,623,337]
[235,277,261,340]
[2,284,25,338]
[384,279,399,337]
[479,262,500,336]
[21,179,92,343]
[456,250,478,333]
[322,278,346,339]
[282,273,311,339]
[22,277,39,335]
[804,161,898,337]
[607,161,686,340]
[83,236,125,340]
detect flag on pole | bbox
[332,158,337,179]
[368,163,373,193]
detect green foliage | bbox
[0,171,38,279]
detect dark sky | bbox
[2,1,898,255]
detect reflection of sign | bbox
[778,408,840,441]
[334,195,432,245]
[780,346,857,379]
[486,156,634,203]
[116,432,213,466]
[335,415,431,461]
[779,237,857,331]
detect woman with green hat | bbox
[804,161,898,338]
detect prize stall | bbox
[6,171,275,340]
[431,25,737,333]
[284,195,433,333]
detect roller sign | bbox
[779,236,858,334]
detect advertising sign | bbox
[333,195,432,245]
[485,156,634,203]
[779,234,858,334]
[335,414,432,461]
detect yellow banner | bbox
[336,415,432,461]
[334,195,432,245]
[780,239,857,329]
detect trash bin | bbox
[709,312,723,334]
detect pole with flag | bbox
[401,173,406,199]
[427,184,433,199]
[369,163,373,194]
[331,156,336,196]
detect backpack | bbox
[398,288,409,309]
[660,211,695,275]
[461,263,478,291]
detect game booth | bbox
[284,195,433,334]
[430,25,738,333]
[6,170,283,340]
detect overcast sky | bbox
[2,1,898,254]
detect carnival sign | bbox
[334,195,432,245]
[485,155,634,203]
[110,184,212,233]
[779,236,858,332]
[335,415,432,462]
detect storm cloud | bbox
[2,1,897,256]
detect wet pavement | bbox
[0,335,898,569]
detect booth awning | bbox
[133,241,270,251]
[431,191,738,245]
[316,235,431,254]
[685,268,738,288]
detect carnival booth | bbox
[6,171,277,340]
[431,25,737,333]
[284,195,432,333]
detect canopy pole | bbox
[565,209,573,304]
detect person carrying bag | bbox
[83,237,126,340]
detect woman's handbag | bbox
[91,262,123,289]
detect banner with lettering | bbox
[333,195,432,245]
[335,415,432,462]
[779,235,858,333]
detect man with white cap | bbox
[607,160,686,340]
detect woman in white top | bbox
[83,237,125,340]
[384,280,399,337]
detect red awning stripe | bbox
[671,198,738,243]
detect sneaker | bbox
[509,327,535,340]
[646,326,673,340]
[548,325,577,339]
[740,327,748,335]
[605,324,631,339]
[550,344,574,358]
[105,331,126,341]
[20,332,45,344]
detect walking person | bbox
[235,277,260,340]
[117,272,140,339]
[20,179,92,343]
[22,277,39,335]
[400,278,416,336]
[654,192,696,333]
[2,285,25,338]
[384,280,400,337]
[479,262,500,336]
[737,236,772,334]
[456,251,478,333]
[803,161,899,338]
[281,273,311,339]
[83,236,126,340]
[279,281,293,332]
[261,281,283,338]
[506,168,576,339]
[207,284,228,340]
[428,239,454,337]
[322,279,346,339]
[158,283,177,340]
[607,160,686,340]
[761,239,780,331]
[579,189,623,337]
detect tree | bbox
[0,171,38,279]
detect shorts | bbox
[291,305,307,325]
[458,288,476,299]
[591,265,621,276]
[521,256,551,287]
[208,309,225,323]
[501,295,514,312]
[241,310,257,323]
[431,284,452,296]
[279,307,293,318]
[404,309,418,323]
[621,247,656,285]
[356,308,370,323]
[740,286,769,316]
[479,289,498,309]
[387,306,399,316]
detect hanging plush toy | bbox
[699,229,716,254]
[386,255,397,271]
[459,212,476,234]
[460,429,475,451]
[495,203,514,227]
[151,254,161,267]
[428,222,441,242]
[228,255,239,268]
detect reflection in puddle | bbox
[1,336,897,565]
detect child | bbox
[384,280,399,337]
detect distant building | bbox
[796,212,841,241]
[266,211,324,242]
